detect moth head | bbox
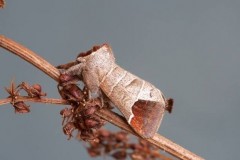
[75,44,116,82]
[76,44,115,64]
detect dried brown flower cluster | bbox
[0,0,5,8]
[58,73,109,140]
[5,81,46,113]
[3,77,171,160]
[87,129,172,160]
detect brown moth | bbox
[64,44,173,138]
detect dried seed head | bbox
[59,84,85,102]
[80,130,96,141]
[112,150,127,160]
[31,84,47,97]
[84,118,100,129]
[87,147,101,157]
[60,107,73,117]
[5,80,19,101]
[17,82,46,97]
[83,105,99,117]
[59,74,75,84]
[115,131,128,143]
[129,144,142,150]
[32,84,42,92]
[60,107,73,125]
[0,0,5,8]
[98,129,110,138]
[12,101,30,114]
[62,84,84,101]
[63,122,76,139]
[130,153,145,160]
[68,85,84,100]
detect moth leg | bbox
[63,63,85,76]
[56,61,77,70]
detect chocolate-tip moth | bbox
[63,44,173,138]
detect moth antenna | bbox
[165,98,174,113]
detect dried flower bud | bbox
[0,0,5,8]
[87,147,101,157]
[115,132,128,143]
[17,82,46,97]
[12,101,30,114]
[98,129,110,138]
[31,84,47,97]
[84,118,100,129]
[60,107,73,124]
[63,122,76,139]
[60,107,73,117]
[59,73,78,84]
[80,130,96,141]
[130,153,145,160]
[129,144,142,151]
[112,150,127,160]
[83,105,99,117]
[58,84,85,102]
[65,84,84,101]
[32,84,42,92]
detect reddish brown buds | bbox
[17,82,46,98]
[12,101,30,114]
[63,122,76,140]
[5,81,47,114]
[60,107,73,125]
[83,105,99,116]
[58,84,85,102]
[112,151,127,160]
[59,73,79,85]
[0,0,5,8]
[84,118,100,129]
[115,131,128,143]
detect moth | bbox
[62,44,173,138]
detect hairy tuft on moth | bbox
[63,44,173,138]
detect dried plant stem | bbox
[0,97,68,106]
[0,35,204,160]
[0,35,59,81]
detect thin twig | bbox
[0,35,59,81]
[0,97,68,106]
[0,35,204,160]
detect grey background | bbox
[0,0,240,159]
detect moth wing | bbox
[100,67,166,138]
[130,99,165,138]
[126,80,166,138]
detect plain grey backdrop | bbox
[1,0,240,159]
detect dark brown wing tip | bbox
[130,100,165,139]
[165,98,174,113]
